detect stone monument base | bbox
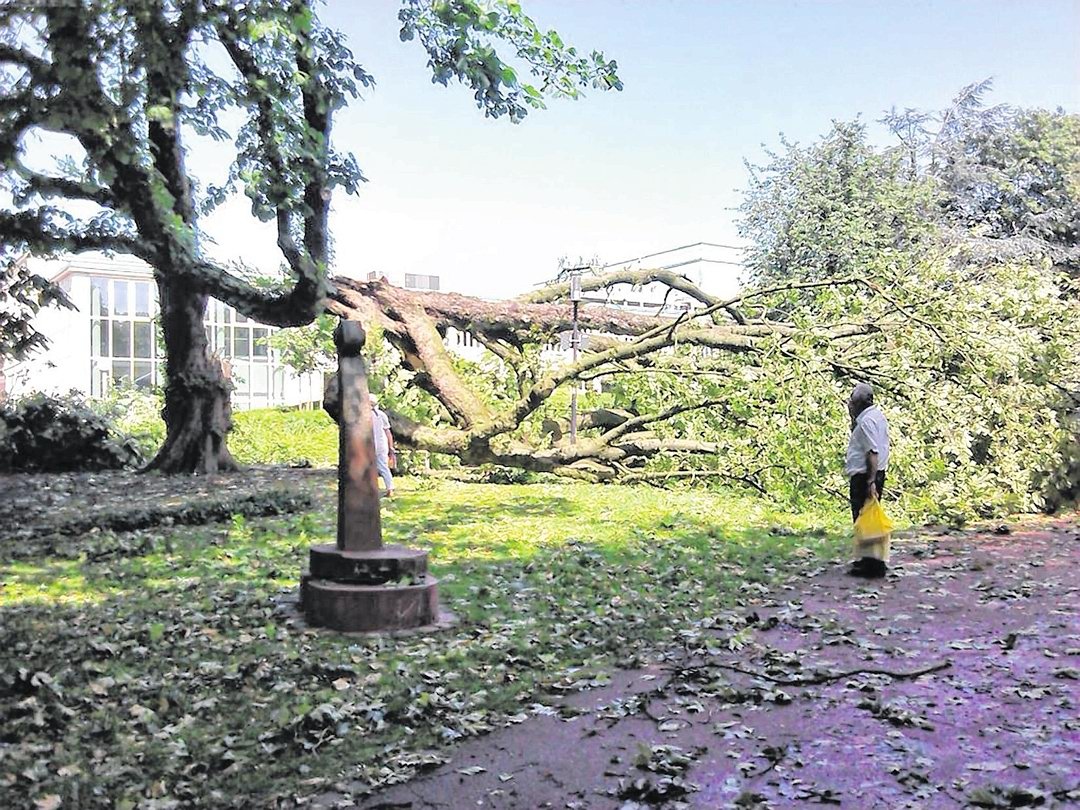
[300,573,443,633]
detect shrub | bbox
[230,408,338,466]
[0,392,142,472]
[90,384,165,460]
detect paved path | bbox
[356,523,1080,809]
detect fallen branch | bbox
[708,659,951,686]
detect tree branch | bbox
[599,397,740,444]
[521,267,748,324]
[11,157,115,207]
[0,208,146,256]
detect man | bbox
[370,394,396,498]
[846,382,890,577]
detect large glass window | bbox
[233,328,249,359]
[112,280,128,316]
[133,361,153,388]
[84,273,310,408]
[91,278,109,316]
[92,320,108,356]
[111,360,131,385]
[134,321,153,358]
[252,328,268,358]
[135,282,151,317]
[112,321,131,357]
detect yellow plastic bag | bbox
[854,497,894,562]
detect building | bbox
[2,254,323,409]
[577,241,745,315]
[364,269,484,361]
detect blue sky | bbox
[197,0,1080,298]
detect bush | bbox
[90,384,165,460]
[0,392,142,472]
[230,408,337,466]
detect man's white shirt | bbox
[845,405,890,476]
[372,407,391,459]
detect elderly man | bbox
[370,395,396,498]
[846,382,890,577]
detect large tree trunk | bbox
[146,276,239,474]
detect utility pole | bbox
[569,268,582,444]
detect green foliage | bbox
[0,257,74,360]
[740,119,939,288]
[267,313,338,375]
[0,392,142,472]
[230,408,338,467]
[725,91,1080,522]
[399,0,622,122]
[88,383,166,461]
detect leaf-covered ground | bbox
[0,469,850,808]
[360,522,1080,809]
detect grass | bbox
[0,476,850,807]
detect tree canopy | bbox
[0,0,621,471]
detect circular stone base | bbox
[308,543,428,585]
[302,575,440,633]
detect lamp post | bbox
[569,269,582,444]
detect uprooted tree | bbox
[0,0,621,473]
[324,270,880,484]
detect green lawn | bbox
[1,477,849,807]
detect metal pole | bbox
[570,300,579,444]
[569,270,582,445]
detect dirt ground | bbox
[354,523,1080,809]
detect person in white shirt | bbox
[845,382,890,577]
[369,395,396,498]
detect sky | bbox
[193,0,1080,299]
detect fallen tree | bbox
[325,269,885,484]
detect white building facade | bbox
[3,255,324,409]
[581,242,745,315]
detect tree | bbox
[0,0,621,473]
[735,86,1080,518]
[314,270,890,485]
[0,253,73,361]
[879,80,1080,273]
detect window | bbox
[135,282,151,317]
[112,280,128,316]
[233,327,250,359]
[111,360,132,385]
[134,361,153,388]
[252,328,269,358]
[112,321,131,357]
[91,278,109,316]
[134,322,153,358]
[81,275,315,409]
[92,320,108,356]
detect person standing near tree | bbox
[370,395,396,498]
[846,382,891,577]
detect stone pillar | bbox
[300,319,448,633]
[333,320,381,551]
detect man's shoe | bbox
[848,557,887,578]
